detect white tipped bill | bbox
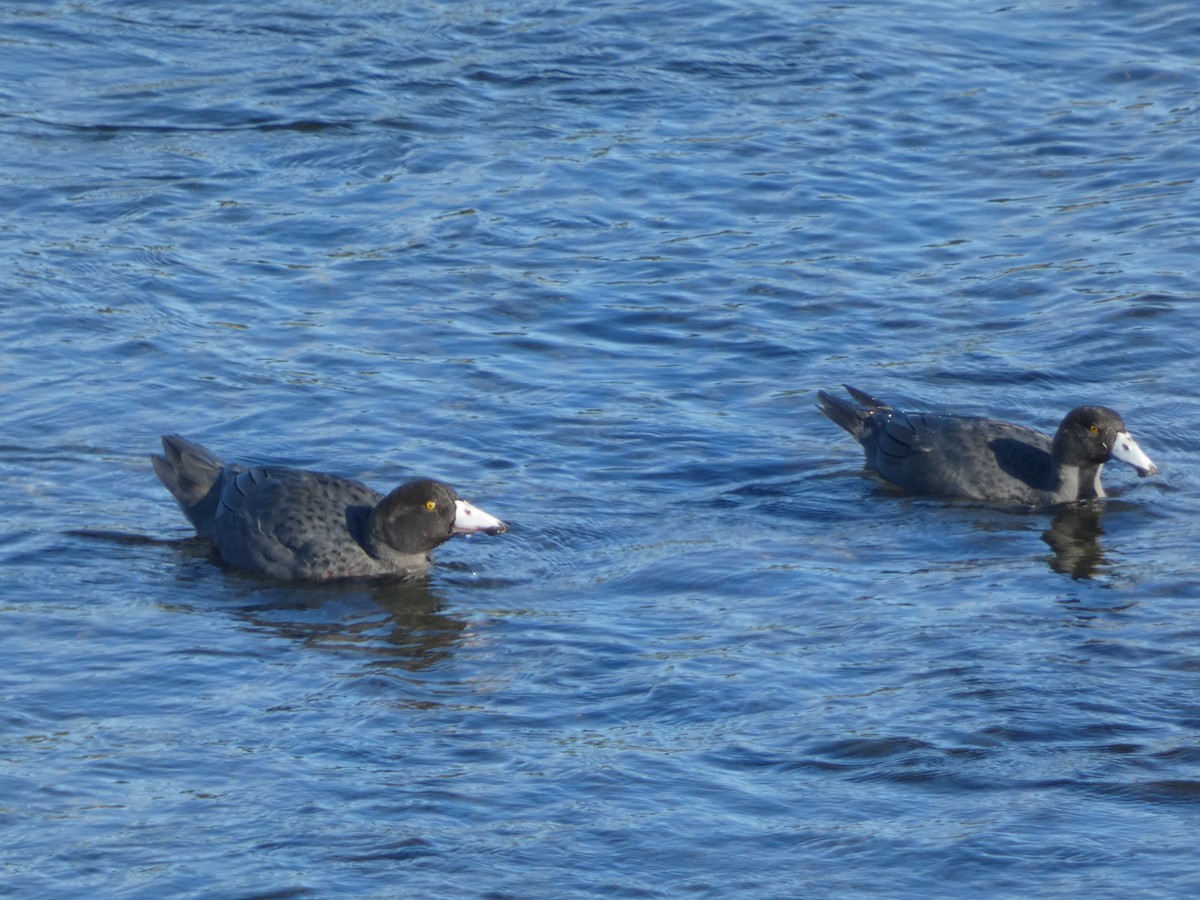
[453,499,507,535]
[1110,431,1160,477]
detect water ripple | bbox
[3,0,1200,896]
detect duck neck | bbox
[1057,462,1105,501]
[348,504,387,556]
[1076,463,1105,500]
[1051,434,1106,501]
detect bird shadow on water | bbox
[716,477,1138,583]
[915,496,1132,583]
[1041,502,1110,581]
[227,577,471,673]
[68,527,472,672]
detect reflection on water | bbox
[227,578,467,672]
[71,527,469,670]
[6,0,1200,894]
[1042,504,1108,580]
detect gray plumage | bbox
[152,435,506,581]
[818,385,1160,506]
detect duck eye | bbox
[1089,424,1100,435]
[425,500,437,511]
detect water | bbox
[3,0,1200,896]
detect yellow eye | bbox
[1089,424,1100,435]
[425,500,437,511]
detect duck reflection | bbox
[230,577,468,671]
[73,526,485,670]
[1042,503,1107,579]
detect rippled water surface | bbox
[4,1,1200,896]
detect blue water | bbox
[3,1,1200,896]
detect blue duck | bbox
[818,385,1159,506]
[152,435,507,581]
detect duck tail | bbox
[843,385,891,411]
[151,435,224,534]
[817,385,889,439]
